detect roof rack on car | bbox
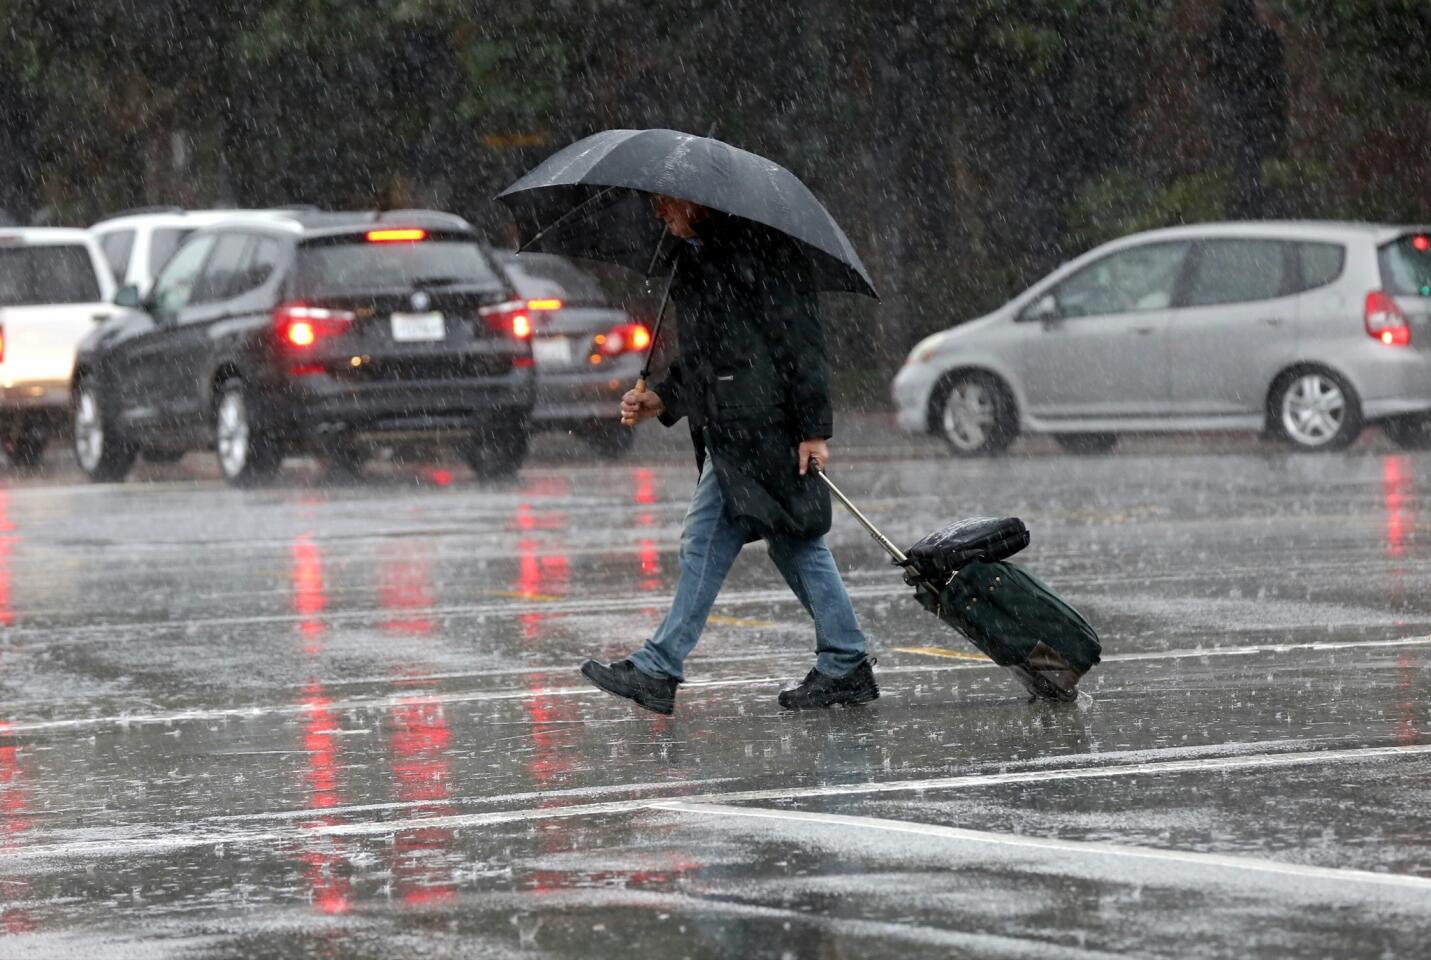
[93,205,186,223]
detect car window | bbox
[97,230,136,283]
[150,235,217,318]
[499,253,608,303]
[236,238,282,293]
[1185,239,1288,307]
[1295,242,1345,292]
[0,244,103,306]
[149,228,194,276]
[1378,235,1431,297]
[294,236,503,297]
[190,234,254,306]
[1051,241,1190,318]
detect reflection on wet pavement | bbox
[0,450,1428,956]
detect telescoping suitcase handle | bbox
[813,467,909,565]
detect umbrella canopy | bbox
[496,128,878,299]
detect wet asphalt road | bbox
[1,421,1429,959]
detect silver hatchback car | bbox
[892,221,1431,454]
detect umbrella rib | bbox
[517,185,619,253]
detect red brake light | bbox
[0,323,5,364]
[1365,290,1411,347]
[274,302,355,348]
[366,228,427,243]
[479,300,533,339]
[1413,235,1430,253]
[595,323,652,357]
[527,298,563,311]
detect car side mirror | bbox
[114,285,143,309]
[1020,294,1058,324]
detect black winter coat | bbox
[650,216,833,541]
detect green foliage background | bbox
[1,0,1427,374]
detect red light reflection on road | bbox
[1382,455,1414,559]
[389,696,457,906]
[0,722,36,933]
[0,489,16,628]
[291,535,327,648]
[298,683,350,914]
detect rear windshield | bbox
[294,237,504,297]
[1379,235,1431,297]
[0,244,102,306]
[498,253,608,303]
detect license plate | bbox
[532,336,572,366]
[390,311,446,342]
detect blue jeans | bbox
[628,462,870,681]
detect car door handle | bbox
[1134,326,1155,335]
[1261,316,1285,326]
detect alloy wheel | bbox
[73,388,105,473]
[216,390,251,477]
[941,381,995,452]
[1280,373,1346,447]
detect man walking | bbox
[579,196,877,715]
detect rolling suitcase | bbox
[817,473,1101,702]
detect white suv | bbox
[90,207,295,294]
[0,228,116,466]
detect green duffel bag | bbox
[910,559,1101,702]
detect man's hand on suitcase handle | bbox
[799,438,829,476]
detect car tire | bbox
[586,424,636,460]
[1054,433,1118,455]
[1383,414,1431,451]
[214,379,283,486]
[72,378,136,482]
[933,371,1017,457]
[4,424,46,468]
[463,424,529,481]
[1269,367,1363,452]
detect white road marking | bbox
[7,742,1430,863]
[650,801,1431,897]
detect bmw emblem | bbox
[410,291,431,311]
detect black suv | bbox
[72,210,535,485]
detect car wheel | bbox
[142,449,186,465]
[72,379,136,482]
[586,424,636,460]
[4,424,46,468]
[1054,433,1118,455]
[1270,368,1362,452]
[1383,414,1431,451]
[463,424,529,481]
[934,371,1017,457]
[215,379,283,486]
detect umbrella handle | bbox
[813,466,908,565]
[619,377,650,427]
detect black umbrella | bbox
[497,128,877,421]
[495,128,878,300]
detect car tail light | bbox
[479,300,532,339]
[1413,235,1430,253]
[274,302,355,348]
[366,228,426,243]
[1365,290,1411,347]
[594,323,652,357]
[0,324,5,364]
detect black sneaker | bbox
[580,659,680,715]
[777,658,879,710]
